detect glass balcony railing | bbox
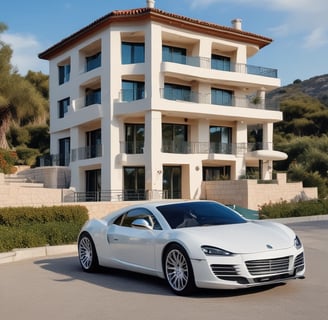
[161,141,273,155]
[163,55,278,78]
[160,90,279,111]
[71,144,102,161]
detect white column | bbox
[144,110,162,198]
[235,121,247,179]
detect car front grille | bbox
[294,252,305,271]
[246,256,290,276]
[211,264,238,277]
[210,264,249,284]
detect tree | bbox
[0,23,48,149]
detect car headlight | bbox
[294,236,302,249]
[201,245,234,256]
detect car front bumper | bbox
[191,247,305,290]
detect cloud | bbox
[1,32,48,75]
[303,27,328,49]
[188,0,328,49]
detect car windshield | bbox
[157,201,247,229]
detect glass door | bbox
[163,166,181,199]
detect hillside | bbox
[268,74,328,107]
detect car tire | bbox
[78,232,99,272]
[163,244,196,295]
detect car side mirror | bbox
[131,218,153,230]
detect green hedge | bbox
[0,205,89,253]
[259,199,328,219]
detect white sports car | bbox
[78,200,305,295]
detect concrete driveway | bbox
[0,219,327,320]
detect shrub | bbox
[0,149,18,174]
[15,146,40,166]
[0,205,89,252]
[259,199,328,219]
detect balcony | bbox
[119,88,145,102]
[163,55,278,78]
[161,141,275,155]
[72,92,101,111]
[71,145,102,161]
[160,89,279,111]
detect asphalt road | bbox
[0,220,327,320]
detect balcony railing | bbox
[120,141,144,154]
[37,154,70,167]
[119,88,145,102]
[161,141,273,155]
[71,144,102,161]
[163,55,278,78]
[73,95,101,111]
[38,142,273,168]
[117,141,272,155]
[160,89,279,111]
[69,189,168,202]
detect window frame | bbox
[121,42,145,64]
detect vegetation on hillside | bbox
[269,76,328,198]
[0,23,49,172]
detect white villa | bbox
[37,0,316,208]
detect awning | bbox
[245,150,288,161]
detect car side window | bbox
[115,208,161,230]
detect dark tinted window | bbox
[114,208,161,230]
[157,201,246,229]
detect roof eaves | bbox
[39,7,272,60]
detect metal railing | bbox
[70,189,167,202]
[38,142,274,167]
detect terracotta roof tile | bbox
[39,7,272,60]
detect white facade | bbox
[39,4,284,201]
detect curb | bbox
[0,244,77,265]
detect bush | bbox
[15,146,40,166]
[0,149,18,174]
[0,205,89,253]
[259,199,328,219]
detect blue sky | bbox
[1,0,327,85]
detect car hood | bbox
[177,221,295,254]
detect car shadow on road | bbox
[34,255,285,298]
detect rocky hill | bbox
[268,74,328,107]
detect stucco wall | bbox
[203,173,318,210]
[0,172,318,216]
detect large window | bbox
[163,166,181,199]
[164,83,191,102]
[209,126,232,154]
[162,124,188,153]
[203,166,231,181]
[122,80,145,101]
[211,88,233,106]
[124,167,145,200]
[58,97,70,118]
[121,42,145,64]
[162,45,187,64]
[86,52,101,72]
[85,169,101,201]
[59,137,70,166]
[125,124,144,154]
[86,129,101,158]
[58,64,70,85]
[85,88,101,106]
[211,54,231,71]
